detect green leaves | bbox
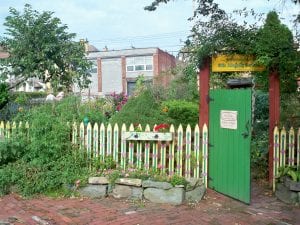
[1,4,91,91]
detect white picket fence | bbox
[273,126,300,191]
[0,121,209,187]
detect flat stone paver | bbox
[0,181,299,225]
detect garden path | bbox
[0,181,299,225]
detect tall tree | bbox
[254,11,299,93]
[0,4,91,91]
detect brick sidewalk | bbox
[0,182,299,225]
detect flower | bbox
[162,106,168,113]
[154,124,169,132]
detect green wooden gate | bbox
[209,89,251,204]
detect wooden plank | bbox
[113,124,119,164]
[128,124,134,167]
[152,124,158,171]
[136,124,142,169]
[99,123,105,161]
[194,124,200,178]
[273,126,280,192]
[144,124,151,170]
[79,122,84,151]
[185,124,192,178]
[87,122,92,159]
[72,122,78,145]
[280,127,287,168]
[202,124,208,188]
[160,141,167,174]
[121,124,127,170]
[288,127,295,166]
[6,121,10,139]
[12,121,16,136]
[123,131,172,141]
[93,123,99,157]
[168,125,175,176]
[176,124,183,176]
[106,123,112,156]
[0,121,4,139]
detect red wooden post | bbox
[268,70,280,184]
[199,58,210,129]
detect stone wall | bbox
[79,177,206,205]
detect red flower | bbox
[154,124,169,132]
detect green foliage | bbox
[0,83,9,109]
[0,4,91,90]
[92,156,116,173]
[278,166,300,182]
[169,174,189,187]
[162,100,199,128]
[109,89,170,127]
[0,98,92,196]
[254,11,299,93]
[0,137,26,166]
[251,91,269,179]
[167,64,199,101]
[280,92,300,128]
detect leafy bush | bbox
[0,136,26,166]
[0,98,91,196]
[251,91,269,179]
[162,100,199,128]
[278,166,300,182]
[280,92,300,128]
[166,64,199,102]
[109,89,170,127]
[0,83,9,110]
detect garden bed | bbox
[79,177,206,205]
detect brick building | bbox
[78,47,176,96]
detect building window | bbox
[127,79,152,96]
[126,56,153,72]
[89,60,98,73]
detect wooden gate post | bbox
[269,70,280,184]
[199,58,210,129]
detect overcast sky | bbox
[0,0,298,55]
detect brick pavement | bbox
[0,182,299,225]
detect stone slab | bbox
[185,185,206,203]
[116,178,142,187]
[88,177,109,184]
[142,180,172,190]
[144,187,185,205]
[275,183,298,204]
[111,184,143,199]
[79,185,107,198]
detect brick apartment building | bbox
[79,46,176,96]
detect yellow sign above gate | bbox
[212,54,265,72]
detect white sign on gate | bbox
[220,110,238,130]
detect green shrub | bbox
[0,98,91,196]
[0,136,27,166]
[109,89,170,127]
[162,100,199,128]
[0,83,9,110]
[251,91,269,179]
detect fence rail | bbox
[0,121,208,187]
[273,126,300,191]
